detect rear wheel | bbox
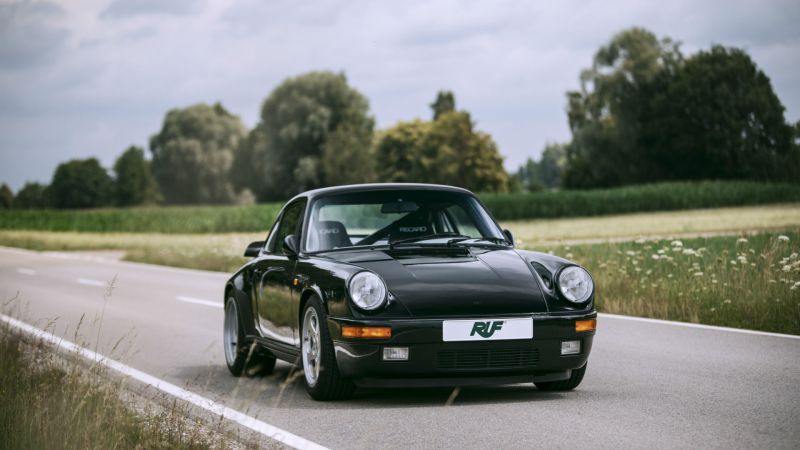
[224,297,276,376]
[534,363,587,391]
[301,296,355,400]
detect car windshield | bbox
[304,190,507,253]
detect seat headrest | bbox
[314,220,353,251]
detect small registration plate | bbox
[442,317,533,342]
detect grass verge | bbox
[0,326,229,449]
[540,231,800,335]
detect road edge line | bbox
[598,312,800,340]
[0,313,328,450]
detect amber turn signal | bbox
[341,326,392,338]
[575,319,596,333]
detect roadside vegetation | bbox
[2,204,799,273]
[541,231,800,335]
[0,328,234,449]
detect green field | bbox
[2,181,799,233]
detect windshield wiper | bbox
[452,237,510,247]
[389,233,470,249]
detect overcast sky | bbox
[1,0,799,190]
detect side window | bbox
[268,200,307,254]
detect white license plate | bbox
[442,317,533,342]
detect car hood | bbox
[326,248,548,317]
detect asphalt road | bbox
[1,246,798,449]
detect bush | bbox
[0,203,282,233]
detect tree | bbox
[563,27,682,188]
[430,90,455,120]
[514,157,542,192]
[375,120,431,183]
[0,183,12,209]
[150,103,246,204]
[562,28,799,187]
[13,182,48,209]
[538,143,567,188]
[47,158,114,209]
[375,93,509,192]
[514,143,567,191]
[641,46,799,182]
[113,146,160,206]
[426,111,508,192]
[233,72,375,201]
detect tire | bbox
[534,363,587,391]
[301,296,355,400]
[224,296,276,377]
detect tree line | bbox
[515,27,799,191]
[2,27,798,209]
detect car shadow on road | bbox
[174,362,574,410]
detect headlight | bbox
[348,271,387,310]
[557,266,593,303]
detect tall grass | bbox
[541,231,800,334]
[0,328,230,449]
[0,181,797,233]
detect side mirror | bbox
[282,234,300,258]
[503,229,515,246]
[244,240,265,257]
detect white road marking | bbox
[599,313,800,340]
[76,278,106,287]
[177,296,222,309]
[17,267,36,275]
[0,313,327,450]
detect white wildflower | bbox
[652,254,660,260]
[737,238,748,244]
[778,235,790,242]
[693,272,704,277]
[671,240,683,247]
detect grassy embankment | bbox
[0,327,236,449]
[542,231,800,335]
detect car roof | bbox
[287,183,475,203]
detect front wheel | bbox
[224,297,276,376]
[301,296,355,400]
[534,363,587,391]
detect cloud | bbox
[0,0,799,191]
[0,1,68,70]
[100,0,204,19]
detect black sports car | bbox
[223,183,596,400]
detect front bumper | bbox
[328,312,596,388]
